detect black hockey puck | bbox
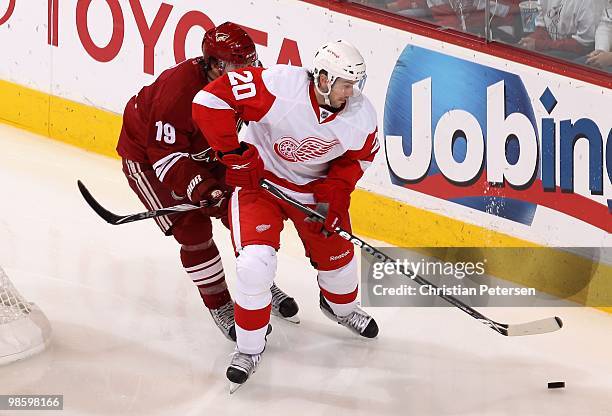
[548,381,565,389]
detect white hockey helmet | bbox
[312,40,367,105]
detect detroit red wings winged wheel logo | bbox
[274,137,340,162]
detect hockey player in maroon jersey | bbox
[116,22,299,342]
[192,40,380,391]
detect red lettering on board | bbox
[76,0,124,62]
[129,0,172,74]
[173,10,214,64]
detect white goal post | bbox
[0,266,51,365]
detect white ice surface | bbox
[0,124,611,416]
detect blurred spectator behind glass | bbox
[352,0,431,17]
[585,0,612,69]
[518,0,606,59]
[362,0,521,39]
[426,0,517,34]
[386,0,432,17]
[351,0,399,8]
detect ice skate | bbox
[319,292,379,338]
[209,300,236,341]
[270,282,300,323]
[227,348,263,394]
[210,301,273,342]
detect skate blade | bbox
[272,311,300,324]
[229,381,243,394]
[282,314,300,324]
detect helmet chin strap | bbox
[314,74,336,107]
[314,83,331,106]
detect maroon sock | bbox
[180,242,231,310]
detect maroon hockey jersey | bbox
[117,58,223,198]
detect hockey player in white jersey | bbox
[192,40,380,391]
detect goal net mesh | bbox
[0,266,51,365]
[1,266,32,323]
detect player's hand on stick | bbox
[187,178,230,218]
[218,143,264,189]
[306,182,350,237]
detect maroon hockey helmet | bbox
[202,22,257,71]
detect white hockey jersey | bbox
[192,65,378,196]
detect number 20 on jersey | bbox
[229,71,256,100]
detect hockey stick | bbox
[260,179,563,337]
[77,180,201,225]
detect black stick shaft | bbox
[77,180,200,225]
[260,179,562,337]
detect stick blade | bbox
[77,180,122,224]
[504,316,563,336]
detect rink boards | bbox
[0,0,610,309]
